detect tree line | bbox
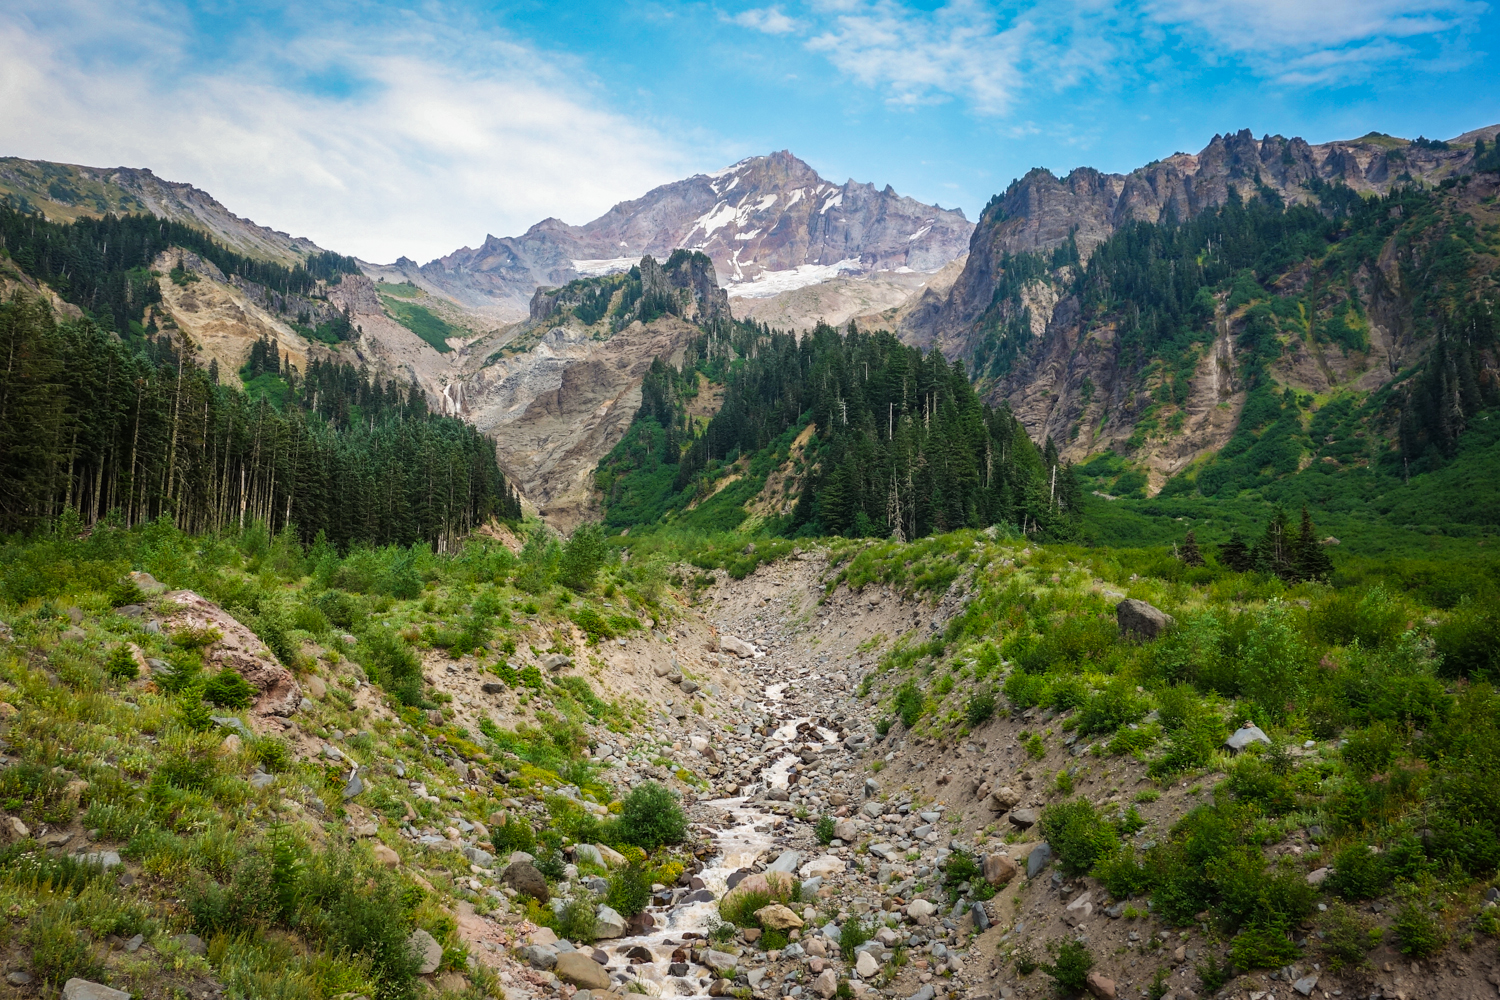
[0,294,520,547]
[0,199,361,334]
[598,320,1083,540]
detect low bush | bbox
[491,816,537,856]
[1039,799,1120,877]
[895,680,924,728]
[616,781,686,849]
[1041,939,1094,993]
[204,669,255,709]
[606,860,652,918]
[966,689,997,726]
[555,897,597,943]
[815,815,836,845]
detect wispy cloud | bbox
[732,6,804,34]
[1147,0,1487,83]
[0,1,691,262]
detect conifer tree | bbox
[1219,530,1254,573]
[1180,529,1204,567]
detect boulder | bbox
[983,854,1017,886]
[833,819,857,842]
[855,950,880,978]
[305,674,327,700]
[373,844,401,868]
[721,871,795,911]
[1085,972,1117,999]
[799,855,845,878]
[174,934,207,956]
[501,861,549,902]
[555,951,611,990]
[908,986,936,1000]
[409,928,442,975]
[1293,973,1319,996]
[1008,808,1039,829]
[594,904,626,939]
[525,944,558,969]
[1225,723,1272,753]
[988,786,1021,811]
[540,653,572,671]
[159,590,301,715]
[1064,891,1093,927]
[595,843,627,867]
[1306,867,1330,886]
[1026,842,1052,877]
[1116,599,1174,641]
[766,850,803,874]
[754,903,804,930]
[574,843,605,867]
[703,950,738,974]
[127,570,166,595]
[719,635,756,659]
[812,969,838,998]
[62,981,130,1000]
[907,899,937,919]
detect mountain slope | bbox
[904,126,1500,361]
[378,151,973,320]
[0,157,330,267]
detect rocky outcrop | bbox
[158,590,302,716]
[903,126,1495,358]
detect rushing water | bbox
[594,686,841,996]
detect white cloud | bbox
[1147,0,1485,82]
[0,2,692,263]
[733,6,804,33]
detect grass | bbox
[379,293,457,353]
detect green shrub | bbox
[874,717,893,738]
[534,849,567,882]
[1229,924,1300,970]
[559,524,608,593]
[815,815,836,845]
[1391,890,1447,958]
[253,736,293,773]
[940,848,983,900]
[606,861,652,918]
[1327,844,1387,901]
[1077,679,1148,735]
[1240,601,1308,721]
[1435,600,1500,681]
[1319,902,1378,971]
[356,628,424,706]
[105,645,139,681]
[719,888,772,927]
[204,669,255,709]
[1094,849,1152,898]
[894,680,924,728]
[491,816,537,856]
[838,917,873,962]
[616,781,686,849]
[1311,587,1408,650]
[966,689,997,726]
[1039,799,1120,877]
[1041,939,1094,992]
[555,897,597,943]
[26,901,102,988]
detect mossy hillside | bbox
[0,517,711,998]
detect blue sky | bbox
[2,0,1496,262]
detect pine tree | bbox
[1292,506,1334,582]
[1219,530,1254,573]
[1253,510,1294,578]
[1181,529,1204,567]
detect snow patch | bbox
[571,257,637,277]
[906,225,932,242]
[692,202,739,239]
[819,192,843,214]
[734,229,762,240]
[725,259,863,299]
[785,188,804,208]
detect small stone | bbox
[703,949,738,974]
[983,853,1017,886]
[812,969,838,998]
[6,971,32,986]
[907,899,937,919]
[174,933,207,956]
[221,733,242,754]
[1292,974,1319,996]
[1306,867,1330,886]
[855,951,880,977]
[409,928,442,974]
[754,903,804,930]
[1008,808,1038,829]
[83,851,122,869]
[373,844,400,867]
[908,986,936,1000]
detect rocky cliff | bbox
[903,126,1500,360]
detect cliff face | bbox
[903,127,1498,359]
[384,151,972,320]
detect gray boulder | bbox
[1117,599,1175,640]
[1008,808,1039,829]
[766,850,802,873]
[594,904,626,939]
[1026,842,1052,877]
[409,928,442,974]
[63,981,130,1000]
[1225,723,1272,753]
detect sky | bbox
[2,0,1497,264]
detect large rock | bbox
[721,870,795,911]
[501,861,550,902]
[703,950,739,974]
[1116,599,1174,641]
[719,635,756,659]
[555,951,611,990]
[982,854,1017,886]
[63,981,130,1000]
[1008,808,1038,829]
[833,819,857,842]
[766,850,803,874]
[907,899,937,919]
[812,969,839,998]
[595,843,627,867]
[988,786,1021,811]
[1064,891,1093,927]
[159,590,301,715]
[799,855,845,878]
[754,903,805,930]
[855,951,880,978]
[594,904,626,939]
[409,928,442,975]
[574,843,605,867]
[1225,723,1272,753]
[1085,972,1117,999]
[1026,842,1052,877]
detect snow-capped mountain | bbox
[371,150,973,319]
